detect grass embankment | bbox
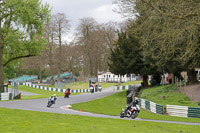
[44,81,143,89]
[17,85,76,100]
[140,85,199,107]
[0,108,200,133]
[119,80,142,86]
[45,82,117,90]
[71,86,200,123]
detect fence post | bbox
[163,105,165,115]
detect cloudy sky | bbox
[42,0,125,42]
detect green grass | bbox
[119,80,142,86]
[44,82,118,90]
[72,90,126,115]
[0,108,200,133]
[17,85,77,100]
[44,81,143,90]
[71,91,200,123]
[140,85,199,107]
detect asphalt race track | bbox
[0,86,200,126]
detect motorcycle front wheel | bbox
[120,111,125,118]
[131,111,138,119]
[47,101,53,107]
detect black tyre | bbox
[131,111,138,119]
[120,111,125,118]
[47,101,53,107]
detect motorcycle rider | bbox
[125,97,140,113]
[49,94,57,104]
[64,88,71,97]
[67,88,71,94]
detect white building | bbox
[97,72,139,83]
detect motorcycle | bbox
[64,91,70,98]
[47,97,56,107]
[120,99,140,119]
[90,86,94,93]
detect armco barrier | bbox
[166,105,200,118]
[126,85,141,104]
[115,85,132,90]
[21,82,90,93]
[166,105,188,117]
[188,107,200,118]
[115,84,141,90]
[0,93,13,101]
[137,98,200,118]
[139,98,164,115]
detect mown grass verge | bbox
[140,85,199,107]
[71,90,200,123]
[0,108,200,133]
[119,80,142,86]
[17,85,78,100]
[44,81,143,90]
[44,82,117,90]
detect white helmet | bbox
[135,97,139,104]
[53,94,56,96]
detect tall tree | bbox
[0,0,50,91]
[109,30,151,87]
[76,18,117,77]
[114,0,200,83]
[52,13,70,82]
[22,54,46,83]
[43,19,57,85]
[76,17,98,76]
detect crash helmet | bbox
[53,94,56,97]
[135,97,139,104]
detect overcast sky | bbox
[42,0,125,42]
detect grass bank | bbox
[17,85,77,100]
[140,85,199,107]
[44,81,143,90]
[119,80,142,86]
[44,82,117,90]
[0,108,199,133]
[71,90,200,123]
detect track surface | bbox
[0,86,200,126]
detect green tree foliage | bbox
[0,0,51,91]
[114,0,200,83]
[109,31,152,87]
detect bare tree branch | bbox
[3,54,35,67]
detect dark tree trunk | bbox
[0,44,4,92]
[187,69,197,83]
[39,68,42,83]
[143,75,149,88]
[50,62,55,85]
[57,23,62,83]
[51,73,55,85]
[0,25,4,92]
